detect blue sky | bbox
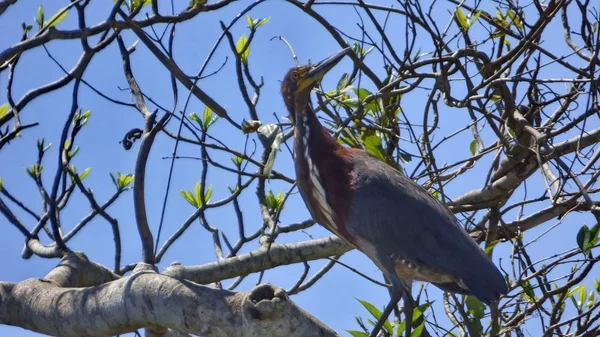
[0,1,596,336]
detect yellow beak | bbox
[297,47,351,92]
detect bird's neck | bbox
[293,104,341,157]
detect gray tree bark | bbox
[0,253,341,337]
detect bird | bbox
[281,48,508,337]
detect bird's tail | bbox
[460,264,508,305]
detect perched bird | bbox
[281,48,507,336]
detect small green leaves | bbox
[567,284,588,311]
[356,299,393,335]
[230,156,244,167]
[456,8,468,29]
[469,139,478,156]
[465,295,485,319]
[75,109,91,126]
[110,171,134,190]
[266,190,285,212]
[203,106,218,131]
[36,138,51,153]
[236,35,250,63]
[337,73,351,91]
[0,177,3,192]
[247,15,270,29]
[506,9,522,29]
[522,280,536,302]
[577,224,599,255]
[79,167,91,180]
[189,0,207,7]
[347,331,369,337]
[0,103,9,119]
[484,240,500,254]
[45,6,69,28]
[69,166,91,181]
[180,181,212,208]
[455,8,481,30]
[36,5,44,28]
[190,107,218,132]
[361,129,386,162]
[26,164,43,179]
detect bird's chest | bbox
[294,140,340,236]
[293,123,354,241]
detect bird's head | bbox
[281,48,350,124]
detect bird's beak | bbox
[298,47,351,91]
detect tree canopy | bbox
[0,0,599,336]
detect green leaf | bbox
[230,156,244,167]
[361,129,386,161]
[595,279,600,293]
[577,225,591,253]
[465,295,485,319]
[337,73,351,91]
[180,190,196,207]
[78,110,91,126]
[194,181,202,207]
[236,35,250,63]
[36,5,44,28]
[266,190,277,210]
[484,240,500,254]
[466,318,483,337]
[45,7,69,28]
[247,15,253,27]
[587,291,596,309]
[112,171,134,190]
[110,173,118,189]
[0,177,3,192]
[412,302,432,322]
[456,8,468,29]
[79,168,91,180]
[357,299,393,334]
[588,223,600,247]
[353,88,378,113]
[410,321,425,337]
[255,17,270,27]
[203,106,218,131]
[0,103,9,118]
[398,149,412,163]
[522,280,536,302]
[189,112,202,126]
[471,11,482,27]
[347,331,369,337]
[68,146,80,158]
[469,139,478,156]
[506,9,522,29]
[118,173,134,189]
[578,284,587,310]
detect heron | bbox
[281,47,507,337]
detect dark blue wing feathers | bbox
[345,152,507,304]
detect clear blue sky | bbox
[0,1,595,336]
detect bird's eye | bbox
[291,71,299,80]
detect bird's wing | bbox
[345,151,506,302]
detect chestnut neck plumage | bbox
[291,98,357,244]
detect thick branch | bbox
[0,274,339,337]
[163,236,351,284]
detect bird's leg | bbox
[402,290,414,337]
[369,283,402,337]
[382,272,401,324]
